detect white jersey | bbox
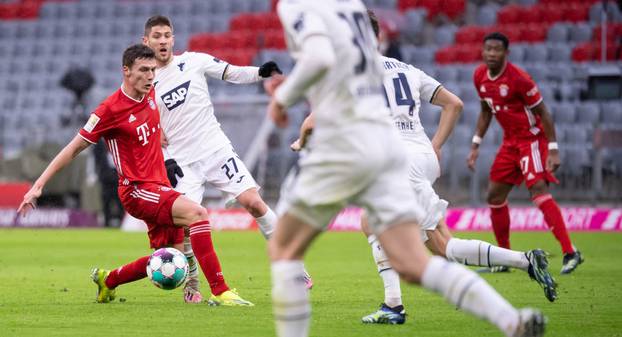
[277,0,392,141]
[380,56,442,153]
[154,52,232,166]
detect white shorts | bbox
[282,123,425,235]
[174,145,258,204]
[405,150,448,242]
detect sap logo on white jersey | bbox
[161,81,191,110]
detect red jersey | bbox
[79,87,169,186]
[473,62,544,140]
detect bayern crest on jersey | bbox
[499,84,509,97]
[148,97,156,110]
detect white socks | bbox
[272,261,311,337]
[422,256,520,336]
[183,235,200,290]
[445,238,529,271]
[368,235,402,308]
[256,208,278,239]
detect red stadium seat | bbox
[228,31,259,50]
[455,26,480,44]
[17,1,40,19]
[441,0,466,20]
[398,0,418,12]
[571,43,593,62]
[229,13,255,31]
[540,3,565,24]
[265,13,282,30]
[0,3,19,19]
[593,43,620,61]
[593,25,620,42]
[563,3,590,23]
[418,0,441,19]
[455,44,481,63]
[263,30,287,50]
[435,46,457,64]
[521,24,549,43]
[496,5,524,25]
[0,182,31,208]
[522,5,545,25]
[493,24,522,43]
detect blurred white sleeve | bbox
[223,65,261,84]
[274,35,335,107]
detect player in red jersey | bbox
[17,44,253,305]
[467,32,583,274]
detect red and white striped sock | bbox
[105,256,150,289]
[489,201,511,249]
[533,194,574,254]
[189,220,229,296]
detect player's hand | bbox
[165,159,184,188]
[546,149,561,172]
[259,61,283,78]
[290,138,302,152]
[17,184,42,217]
[268,99,288,128]
[433,146,442,174]
[263,74,286,96]
[467,147,479,171]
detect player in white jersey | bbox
[267,1,545,337]
[356,10,558,324]
[142,15,311,305]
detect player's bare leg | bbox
[487,181,514,264]
[269,213,321,337]
[379,222,544,337]
[528,180,583,274]
[172,196,253,306]
[238,187,313,288]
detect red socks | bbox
[532,194,575,254]
[189,220,230,296]
[489,201,511,249]
[105,256,149,289]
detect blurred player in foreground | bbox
[468,32,583,274]
[18,44,249,306]
[266,1,545,336]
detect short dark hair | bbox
[484,32,509,49]
[122,44,155,68]
[367,9,380,39]
[144,15,173,36]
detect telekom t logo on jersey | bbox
[136,122,151,146]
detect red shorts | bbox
[119,182,183,249]
[490,138,559,188]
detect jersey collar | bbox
[487,61,507,81]
[120,85,145,103]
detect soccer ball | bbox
[146,247,188,290]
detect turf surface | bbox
[0,229,620,337]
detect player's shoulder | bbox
[473,63,488,82]
[507,62,534,83]
[379,55,416,73]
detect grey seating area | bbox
[1,0,621,204]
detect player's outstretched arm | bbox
[17,135,91,216]
[223,61,282,84]
[532,102,560,172]
[430,87,463,160]
[467,100,493,171]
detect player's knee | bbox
[528,181,548,197]
[187,206,209,223]
[244,198,267,218]
[486,193,505,206]
[393,264,423,284]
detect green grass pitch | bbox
[0,229,620,337]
